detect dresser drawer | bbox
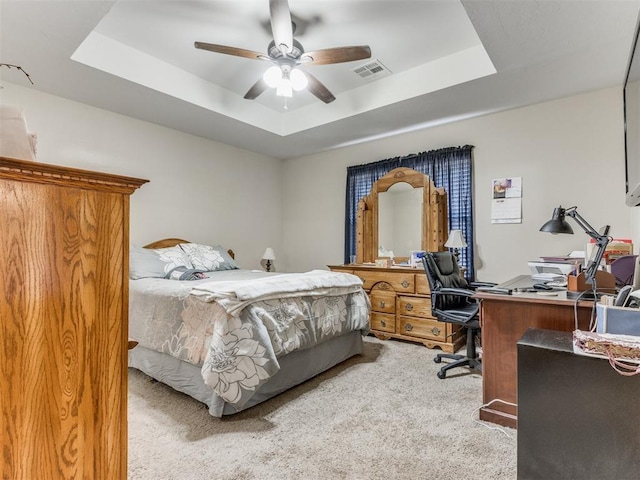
[415,274,430,295]
[357,271,415,293]
[370,289,396,314]
[397,295,432,318]
[397,316,448,341]
[371,312,395,333]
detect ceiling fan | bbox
[194,0,371,104]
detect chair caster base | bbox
[434,357,442,364]
[435,356,482,379]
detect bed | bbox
[127,238,370,417]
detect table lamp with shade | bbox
[445,230,467,262]
[262,247,276,272]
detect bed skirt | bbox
[128,331,364,417]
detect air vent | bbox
[352,60,392,80]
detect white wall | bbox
[4,81,638,279]
[282,87,636,282]
[0,82,283,270]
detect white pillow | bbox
[179,243,238,271]
[130,245,193,279]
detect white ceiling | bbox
[1,0,639,159]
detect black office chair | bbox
[422,251,493,379]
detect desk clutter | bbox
[479,266,640,375]
[594,296,640,335]
[532,239,635,286]
[572,292,640,376]
[529,258,618,292]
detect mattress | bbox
[128,269,370,415]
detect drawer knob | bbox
[404,323,413,332]
[381,320,386,328]
[431,327,441,336]
[402,280,410,288]
[405,303,413,311]
[380,300,385,308]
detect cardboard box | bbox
[567,271,616,292]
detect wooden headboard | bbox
[143,238,235,259]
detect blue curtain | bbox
[344,145,475,280]
[344,157,401,265]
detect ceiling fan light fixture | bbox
[263,65,282,88]
[290,69,308,91]
[196,0,370,104]
[276,79,293,97]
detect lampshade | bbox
[290,69,308,91]
[262,247,276,261]
[539,207,574,234]
[264,65,307,98]
[263,66,282,88]
[276,79,293,97]
[445,230,467,248]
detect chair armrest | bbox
[470,281,498,289]
[434,287,476,298]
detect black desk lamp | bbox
[539,205,611,285]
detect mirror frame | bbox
[356,167,448,264]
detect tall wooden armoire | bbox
[0,157,147,479]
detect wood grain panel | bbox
[355,271,414,293]
[477,292,593,429]
[354,167,447,264]
[370,289,396,314]
[397,315,448,341]
[0,157,146,479]
[370,312,395,333]
[397,295,432,318]
[144,238,190,249]
[415,274,430,295]
[143,239,235,259]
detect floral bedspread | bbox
[129,270,370,409]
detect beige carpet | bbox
[128,336,517,479]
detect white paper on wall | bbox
[491,177,522,224]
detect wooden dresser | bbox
[0,157,147,479]
[329,264,464,353]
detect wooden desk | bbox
[475,275,594,429]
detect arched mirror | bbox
[356,167,448,264]
[378,182,423,258]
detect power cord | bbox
[471,398,517,438]
[570,277,606,333]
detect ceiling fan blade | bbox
[304,72,336,104]
[195,42,266,61]
[269,0,293,54]
[244,77,269,100]
[301,46,372,66]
